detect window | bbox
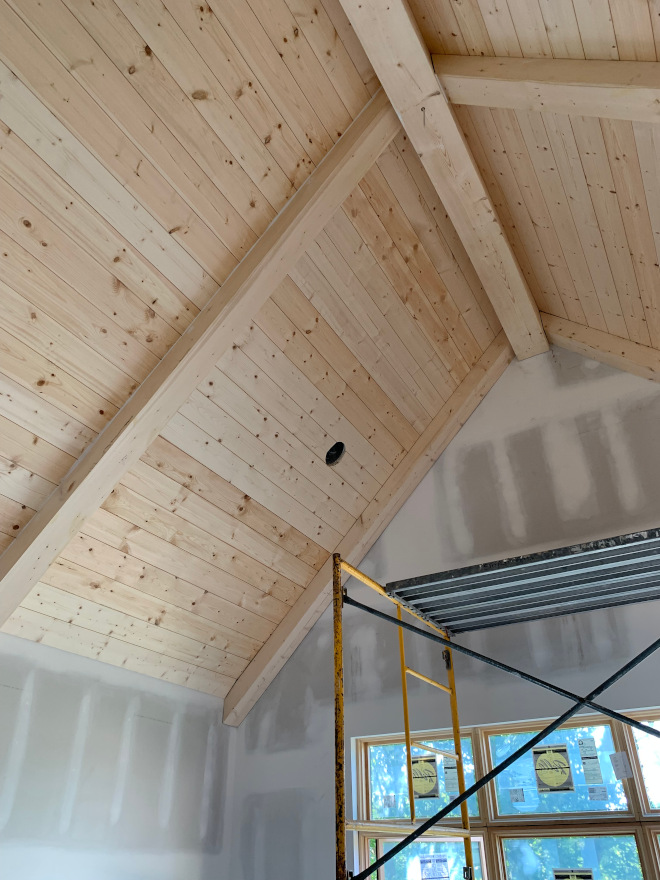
[501,834,643,880]
[378,838,486,880]
[632,718,660,810]
[356,711,660,880]
[488,723,627,817]
[368,736,479,820]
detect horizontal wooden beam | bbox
[0,89,400,626]
[222,332,514,726]
[434,55,660,123]
[543,313,660,382]
[337,0,548,361]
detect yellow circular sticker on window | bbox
[533,745,573,792]
[412,755,439,798]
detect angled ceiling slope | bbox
[1,0,660,725]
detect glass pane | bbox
[502,835,642,880]
[489,724,627,815]
[382,838,483,880]
[369,737,478,820]
[632,719,660,808]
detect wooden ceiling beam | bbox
[0,88,400,627]
[223,331,514,726]
[434,55,660,124]
[542,313,660,383]
[337,0,548,362]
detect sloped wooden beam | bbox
[223,332,514,726]
[434,55,660,123]
[543,313,660,382]
[0,89,400,626]
[337,0,548,361]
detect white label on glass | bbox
[553,871,593,880]
[443,757,459,794]
[420,854,449,879]
[510,787,525,803]
[588,785,608,801]
[609,751,633,780]
[578,737,603,785]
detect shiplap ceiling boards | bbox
[3,0,660,724]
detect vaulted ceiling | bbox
[1,0,660,725]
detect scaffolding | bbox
[333,553,660,880]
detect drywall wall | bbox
[226,346,660,880]
[0,631,230,880]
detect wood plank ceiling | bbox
[0,0,500,703]
[412,0,660,353]
[3,0,660,719]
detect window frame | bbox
[355,709,660,880]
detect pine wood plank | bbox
[122,460,316,588]
[58,535,265,657]
[201,359,380,504]
[0,120,195,333]
[571,0,618,59]
[162,0,314,190]
[601,118,660,348]
[456,106,565,319]
[85,508,288,634]
[289,247,436,429]
[543,312,660,382]
[0,456,54,511]
[270,277,419,450]
[503,0,552,56]
[0,320,115,434]
[6,0,255,269]
[608,0,656,61]
[179,390,357,533]
[336,0,547,358]
[0,374,95,458]
[63,0,273,234]
[0,90,397,624]
[317,218,456,406]
[142,437,327,572]
[233,319,395,484]
[374,144,496,351]
[0,417,75,484]
[541,113,629,337]
[255,297,405,469]
[391,133,502,334]
[475,0,522,57]
[2,606,233,698]
[434,55,660,122]
[570,115,650,344]
[223,331,514,725]
[26,580,249,678]
[0,54,211,300]
[162,413,342,551]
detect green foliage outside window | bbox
[369,737,479,820]
[489,724,627,816]
[502,835,643,880]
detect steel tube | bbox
[333,554,346,880]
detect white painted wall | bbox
[226,347,660,880]
[0,632,231,880]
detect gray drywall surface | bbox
[0,632,231,879]
[226,347,660,880]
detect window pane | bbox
[382,838,483,880]
[489,724,627,815]
[369,738,478,820]
[502,835,642,880]
[632,719,660,808]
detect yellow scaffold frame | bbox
[333,553,473,880]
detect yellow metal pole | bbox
[446,643,473,876]
[406,667,452,694]
[333,553,347,880]
[397,605,416,823]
